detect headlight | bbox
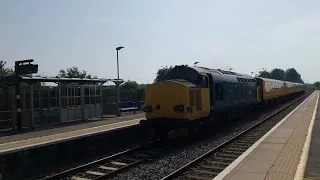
[173,105,184,112]
[142,105,153,112]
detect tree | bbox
[270,68,286,80]
[57,67,98,85]
[154,66,173,82]
[58,67,96,79]
[0,61,14,77]
[257,68,304,83]
[257,70,272,78]
[314,82,320,90]
[284,68,303,83]
[120,80,139,90]
[138,83,150,89]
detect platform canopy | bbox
[0,76,124,85]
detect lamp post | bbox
[116,46,124,117]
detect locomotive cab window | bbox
[215,83,224,101]
[202,75,209,88]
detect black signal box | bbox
[14,59,38,75]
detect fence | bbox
[102,87,145,114]
[0,85,145,131]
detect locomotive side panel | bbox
[206,71,257,112]
[188,87,211,121]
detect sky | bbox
[0,0,320,84]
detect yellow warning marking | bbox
[294,91,319,180]
[0,118,144,147]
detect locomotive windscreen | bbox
[159,66,201,85]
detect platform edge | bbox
[0,123,139,156]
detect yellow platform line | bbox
[0,118,144,147]
[295,91,319,180]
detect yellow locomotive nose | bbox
[143,79,210,121]
[140,79,210,141]
[144,80,190,120]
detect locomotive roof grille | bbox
[195,66,244,76]
[237,77,256,82]
[216,69,238,75]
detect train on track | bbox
[140,65,306,139]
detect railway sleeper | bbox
[99,165,118,171]
[242,136,262,140]
[228,142,249,146]
[86,170,105,176]
[111,161,128,166]
[133,153,150,157]
[190,169,219,179]
[73,172,98,180]
[71,176,91,180]
[246,133,265,137]
[249,131,266,135]
[200,164,226,171]
[184,174,213,180]
[250,133,266,137]
[138,150,158,154]
[231,142,251,146]
[216,153,238,159]
[212,157,235,162]
[228,144,251,149]
[222,148,245,152]
[238,139,258,143]
[200,163,227,171]
[206,160,231,166]
[225,147,248,151]
[241,137,259,140]
[192,169,220,176]
[221,149,244,155]
[121,157,140,162]
[150,147,165,151]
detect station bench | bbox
[119,101,141,114]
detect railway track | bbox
[161,93,310,180]
[41,141,165,180]
[40,93,309,180]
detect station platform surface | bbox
[0,113,145,155]
[214,91,319,180]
